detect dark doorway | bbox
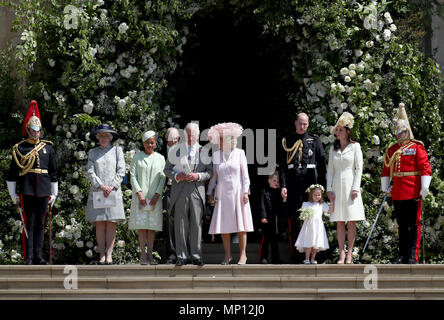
[163,5,295,243]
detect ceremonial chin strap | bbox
[282,138,303,165]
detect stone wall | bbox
[0,6,17,50]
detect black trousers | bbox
[393,199,422,262]
[260,222,280,263]
[22,195,48,262]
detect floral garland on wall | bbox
[0,0,443,264]
[255,0,444,263]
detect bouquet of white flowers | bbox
[299,207,315,221]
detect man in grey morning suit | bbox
[164,123,212,266]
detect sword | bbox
[15,200,28,239]
[363,194,388,254]
[420,199,425,264]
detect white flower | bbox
[364,53,372,61]
[83,99,94,114]
[383,29,392,41]
[372,135,380,145]
[349,64,356,70]
[354,49,363,57]
[118,22,129,34]
[340,67,349,75]
[366,40,374,48]
[69,185,80,195]
[76,241,84,248]
[320,135,329,145]
[88,47,97,57]
[149,47,157,54]
[349,70,356,78]
[117,240,125,248]
[86,241,94,248]
[117,98,127,108]
[344,76,351,83]
[106,63,118,75]
[93,246,100,253]
[85,249,93,258]
[384,12,393,24]
[338,84,345,92]
[390,24,397,32]
[330,83,337,90]
[66,132,72,139]
[328,134,336,143]
[340,102,348,110]
[70,124,77,133]
[364,79,372,88]
[48,58,55,67]
[357,61,365,71]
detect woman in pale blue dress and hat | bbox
[129,130,166,265]
[86,124,126,265]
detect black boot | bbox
[24,257,33,265]
[392,256,406,264]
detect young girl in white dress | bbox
[295,184,334,264]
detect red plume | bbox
[22,100,41,136]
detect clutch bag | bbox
[93,191,117,209]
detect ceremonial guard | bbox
[381,103,432,264]
[6,101,58,265]
[279,113,326,262]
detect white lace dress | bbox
[295,202,330,252]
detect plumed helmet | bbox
[23,100,42,136]
[394,103,414,139]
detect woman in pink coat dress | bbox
[207,122,254,265]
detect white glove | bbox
[420,176,432,200]
[381,177,392,193]
[6,181,19,204]
[49,182,58,206]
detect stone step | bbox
[2,264,444,278]
[2,265,444,299]
[2,275,444,290]
[1,288,444,300]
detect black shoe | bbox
[176,259,186,266]
[408,258,418,264]
[261,258,268,264]
[192,259,204,266]
[165,257,176,265]
[392,256,406,264]
[24,258,33,265]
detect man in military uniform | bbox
[381,103,432,264]
[279,113,327,262]
[6,100,58,265]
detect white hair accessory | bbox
[142,130,156,142]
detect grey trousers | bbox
[174,189,203,261]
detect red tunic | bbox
[382,140,432,201]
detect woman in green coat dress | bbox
[129,131,166,265]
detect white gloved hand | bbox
[420,176,432,200]
[6,181,19,204]
[381,177,392,193]
[420,188,429,200]
[49,182,58,206]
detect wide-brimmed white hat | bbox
[207,122,243,144]
[330,112,354,134]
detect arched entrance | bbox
[163,5,295,246]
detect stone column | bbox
[0,6,17,50]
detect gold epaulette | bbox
[411,139,424,146]
[40,139,53,145]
